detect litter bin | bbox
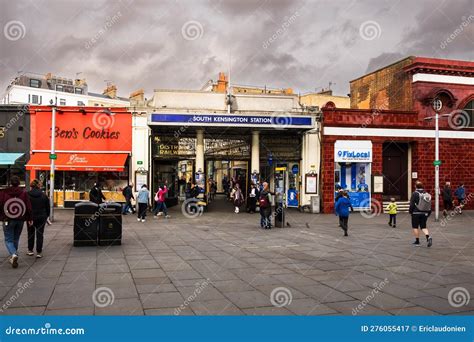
[311,196,320,214]
[98,202,122,246]
[73,202,99,246]
[274,201,285,228]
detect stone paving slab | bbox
[0,204,473,316]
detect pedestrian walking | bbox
[89,183,106,204]
[27,180,50,258]
[258,182,272,229]
[153,184,170,218]
[121,183,135,215]
[0,176,33,268]
[386,197,397,228]
[442,181,453,217]
[454,183,466,214]
[335,188,344,228]
[409,181,433,247]
[137,184,149,222]
[335,191,352,236]
[248,183,257,213]
[231,184,244,213]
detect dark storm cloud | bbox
[1,0,472,99]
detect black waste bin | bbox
[98,202,122,246]
[73,202,99,246]
[274,201,285,228]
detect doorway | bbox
[382,142,409,200]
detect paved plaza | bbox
[1,198,473,316]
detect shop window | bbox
[56,84,64,92]
[462,100,474,127]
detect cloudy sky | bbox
[1,0,473,99]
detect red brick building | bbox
[321,57,474,213]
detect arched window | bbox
[463,100,474,128]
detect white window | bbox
[31,94,39,104]
[59,98,66,106]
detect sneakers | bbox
[388,222,392,227]
[412,240,421,247]
[10,254,18,268]
[393,225,396,228]
[36,254,42,259]
[141,219,145,222]
[27,250,34,256]
[427,237,433,248]
[137,218,141,222]
[165,215,171,219]
[157,212,163,216]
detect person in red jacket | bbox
[0,176,33,268]
[153,184,170,218]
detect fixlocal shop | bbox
[26,106,132,207]
[333,140,372,210]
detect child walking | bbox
[137,184,150,222]
[386,198,397,228]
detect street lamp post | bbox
[49,105,56,221]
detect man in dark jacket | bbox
[409,181,432,247]
[89,183,106,204]
[122,183,135,215]
[0,176,33,268]
[27,180,50,258]
[442,181,453,217]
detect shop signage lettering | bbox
[337,150,371,160]
[66,154,88,164]
[150,114,313,127]
[54,126,120,140]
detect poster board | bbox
[305,173,318,194]
[372,175,384,193]
[135,171,148,192]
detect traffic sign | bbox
[433,160,442,166]
[49,154,57,160]
[137,161,143,165]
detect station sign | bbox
[149,113,314,129]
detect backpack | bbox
[415,191,432,212]
[259,193,270,208]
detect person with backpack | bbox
[89,183,105,204]
[121,183,135,215]
[386,197,398,228]
[335,191,353,236]
[153,184,170,218]
[442,181,453,217]
[137,184,150,222]
[454,183,466,214]
[0,176,33,268]
[258,182,272,229]
[409,181,433,247]
[27,180,50,258]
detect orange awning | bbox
[26,153,128,172]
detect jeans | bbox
[3,220,24,256]
[122,199,134,214]
[259,207,271,228]
[389,214,397,226]
[340,216,349,232]
[28,218,47,253]
[153,201,168,216]
[138,203,148,219]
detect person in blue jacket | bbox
[335,191,353,237]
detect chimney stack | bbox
[103,84,117,99]
[129,88,144,102]
[213,72,228,93]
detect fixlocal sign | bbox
[334,140,372,162]
[149,113,314,128]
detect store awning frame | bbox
[0,153,24,165]
[26,152,129,172]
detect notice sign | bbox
[305,173,318,194]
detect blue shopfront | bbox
[334,140,372,210]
